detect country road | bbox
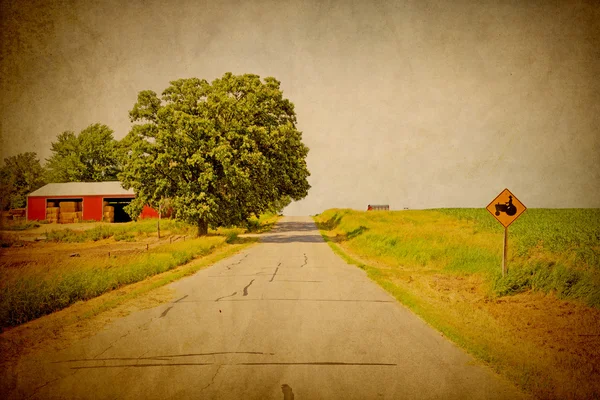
[3,217,526,399]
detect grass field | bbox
[314,208,600,400]
[0,213,279,329]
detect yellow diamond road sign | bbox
[486,188,526,228]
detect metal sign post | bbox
[502,227,508,276]
[486,188,526,277]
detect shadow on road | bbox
[259,220,324,243]
[269,221,317,233]
[260,234,324,244]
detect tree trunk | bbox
[197,219,208,236]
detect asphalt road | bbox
[4,217,526,399]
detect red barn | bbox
[27,182,158,223]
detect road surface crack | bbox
[27,375,66,399]
[226,254,248,270]
[111,349,152,381]
[93,331,131,360]
[199,364,222,393]
[301,253,307,268]
[174,295,188,303]
[27,364,82,399]
[159,294,189,317]
[159,306,173,318]
[139,316,156,331]
[215,291,237,302]
[269,267,279,282]
[243,280,255,296]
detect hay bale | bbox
[60,212,78,220]
[104,206,114,213]
[103,201,109,206]
[46,207,60,215]
[47,201,56,208]
[59,202,77,212]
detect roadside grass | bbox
[313,208,600,400]
[0,236,225,328]
[244,212,280,233]
[40,213,280,244]
[0,214,281,329]
[44,219,196,243]
[0,220,42,231]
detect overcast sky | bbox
[1,0,599,214]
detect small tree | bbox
[0,152,46,210]
[45,123,120,182]
[120,73,310,235]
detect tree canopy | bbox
[45,123,120,182]
[0,152,46,210]
[120,73,311,235]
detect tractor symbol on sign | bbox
[494,195,517,216]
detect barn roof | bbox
[28,182,135,197]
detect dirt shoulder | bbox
[1,234,174,264]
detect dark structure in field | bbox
[367,205,390,211]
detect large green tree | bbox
[120,73,311,235]
[0,152,46,210]
[45,123,120,182]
